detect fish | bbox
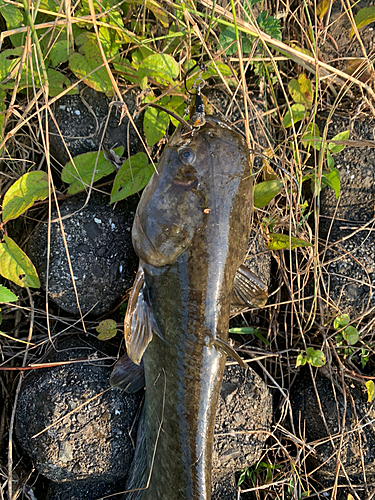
[111,115,268,500]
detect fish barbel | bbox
[111,115,268,499]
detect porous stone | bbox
[16,336,142,488]
[320,116,375,319]
[291,370,375,483]
[28,191,138,315]
[49,86,143,167]
[212,364,272,499]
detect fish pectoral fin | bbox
[214,338,247,369]
[125,266,157,365]
[231,264,268,308]
[110,354,145,393]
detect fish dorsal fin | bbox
[110,354,145,393]
[232,264,268,309]
[214,338,247,369]
[125,266,161,365]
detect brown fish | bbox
[111,115,267,499]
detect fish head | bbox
[132,116,252,268]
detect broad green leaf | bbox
[316,0,331,20]
[229,327,270,346]
[0,0,25,46]
[0,47,22,88]
[266,233,313,250]
[322,168,340,199]
[343,325,359,345]
[0,285,17,302]
[47,68,78,97]
[350,7,375,37]
[301,123,321,150]
[3,171,49,223]
[334,313,350,329]
[143,105,170,146]
[69,32,113,95]
[256,11,282,41]
[366,380,375,403]
[62,148,122,194]
[305,347,326,367]
[49,40,70,66]
[326,151,335,170]
[96,319,117,340]
[164,95,186,127]
[254,180,283,208]
[0,89,5,155]
[288,74,313,108]
[328,130,350,154]
[147,0,169,27]
[296,353,307,367]
[113,57,139,84]
[138,53,179,86]
[111,153,154,203]
[98,26,124,59]
[283,103,306,128]
[0,236,40,288]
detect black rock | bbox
[28,191,139,315]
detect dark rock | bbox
[320,115,375,319]
[291,370,375,482]
[212,364,272,499]
[28,191,139,315]
[16,336,142,488]
[49,86,143,167]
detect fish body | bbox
[112,116,267,499]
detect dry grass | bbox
[1,0,375,498]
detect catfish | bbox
[111,115,268,499]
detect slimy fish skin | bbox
[111,115,268,500]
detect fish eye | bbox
[178,148,195,165]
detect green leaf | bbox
[113,58,139,84]
[146,0,169,27]
[254,180,283,208]
[296,348,326,367]
[49,40,70,66]
[96,319,117,340]
[229,327,270,346]
[0,47,22,88]
[0,285,17,303]
[305,347,326,367]
[218,27,239,56]
[328,130,350,154]
[111,153,154,203]
[47,68,78,97]
[0,236,40,288]
[301,123,321,150]
[322,168,340,199]
[316,0,330,19]
[256,11,282,41]
[0,89,5,155]
[62,148,121,194]
[283,103,306,128]
[296,352,307,367]
[334,313,350,329]
[288,74,313,108]
[143,105,170,146]
[326,151,335,170]
[266,233,313,250]
[0,0,25,46]
[366,380,375,403]
[343,325,359,345]
[138,53,179,86]
[2,171,49,223]
[69,32,113,95]
[351,7,375,37]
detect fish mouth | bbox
[172,178,198,190]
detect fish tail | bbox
[122,406,148,500]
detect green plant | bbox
[333,313,359,358]
[238,460,282,487]
[296,347,326,368]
